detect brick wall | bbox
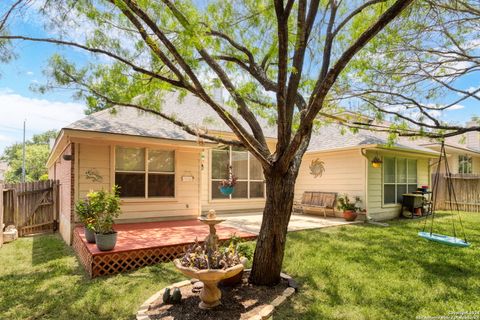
[49,143,74,245]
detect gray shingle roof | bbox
[65,92,435,154]
[308,125,437,154]
[66,92,276,142]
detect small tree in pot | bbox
[337,195,361,221]
[89,187,121,251]
[75,196,97,243]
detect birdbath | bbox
[173,209,244,309]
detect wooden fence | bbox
[1,180,59,237]
[431,173,480,212]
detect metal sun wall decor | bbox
[85,168,103,182]
[309,158,325,178]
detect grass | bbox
[277,212,480,319]
[0,212,479,320]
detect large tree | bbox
[1,0,478,285]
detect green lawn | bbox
[1,212,479,320]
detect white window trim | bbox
[382,157,418,206]
[458,155,473,174]
[114,146,176,200]
[210,147,265,201]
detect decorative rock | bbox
[171,287,182,304]
[259,305,274,318]
[288,278,299,291]
[162,287,171,304]
[280,272,292,280]
[283,287,296,297]
[192,281,204,293]
[270,295,287,307]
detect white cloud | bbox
[26,71,34,76]
[0,90,86,153]
[0,134,12,142]
[446,104,465,111]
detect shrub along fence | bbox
[1,179,59,238]
[432,173,480,212]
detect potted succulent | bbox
[89,187,121,251]
[337,194,361,221]
[220,235,251,286]
[219,175,237,196]
[75,196,97,243]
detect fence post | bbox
[0,184,4,248]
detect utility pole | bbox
[22,119,26,183]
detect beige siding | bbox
[366,150,430,221]
[75,141,201,221]
[78,144,111,197]
[294,150,367,216]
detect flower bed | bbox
[137,271,296,320]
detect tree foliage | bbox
[1,130,57,183]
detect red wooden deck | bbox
[72,219,257,277]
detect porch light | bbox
[371,154,382,168]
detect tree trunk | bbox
[248,164,299,286]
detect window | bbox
[211,146,265,199]
[383,157,417,205]
[115,146,175,198]
[459,155,472,174]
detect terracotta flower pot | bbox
[343,210,358,221]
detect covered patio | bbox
[220,212,365,235]
[73,219,257,278]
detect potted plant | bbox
[75,196,97,243]
[337,194,361,221]
[220,234,251,286]
[90,187,121,251]
[219,175,237,196]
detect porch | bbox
[73,219,257,278]
[220,212,365,234]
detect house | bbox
[48,93,438,244]
[420,120,480,175]
[294,124,436,221]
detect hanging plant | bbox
[218,165,237,195]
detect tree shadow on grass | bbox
[31,233,73,265]
[1,234,183,320]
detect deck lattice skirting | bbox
[72,222,257,278]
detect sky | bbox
[0,2,478,155]
[0,12,87,154]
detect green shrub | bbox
[75,186,121,233]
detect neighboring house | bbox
[420,121,480,175]
[48,93,438,244]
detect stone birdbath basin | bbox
[173,210,244,309]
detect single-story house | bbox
[420,123,480,175]
[48,93,439,244]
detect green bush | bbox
[75,186,121,234]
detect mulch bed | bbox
[146,271,289,320]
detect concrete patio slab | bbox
[218,212,364,235]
